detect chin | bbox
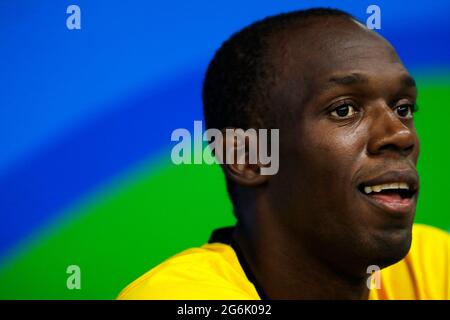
[367,226,413,269]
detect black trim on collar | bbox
[208,226,234,244]
[208,227,269,300]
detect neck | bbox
[233,215,370,300]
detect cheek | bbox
[273,121,368,212]
[289,125,369,217]
[299,126,370,228]
[297,123,367,183]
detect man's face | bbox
[268,19,419,272]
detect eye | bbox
[330,103,358,119]
[395,104,416,119]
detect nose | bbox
[367,105,416,157]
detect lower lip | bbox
[359,192,415,215]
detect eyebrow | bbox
[323,73,416,91]
[328,73,369,86]
[399,74,417,88]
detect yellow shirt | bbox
[118,224,450,300]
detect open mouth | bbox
[357,181,417,214]
[358,182,415,200]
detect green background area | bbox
[0,75,449,299]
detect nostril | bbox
[404,144,414,153]
[376,141,414,155]
[367,127,417,156]
[378,143,398,153]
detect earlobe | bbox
[219,127,270,186]
[223,162,269,186]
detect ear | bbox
[224,162,268,186]
[220,128,269,186]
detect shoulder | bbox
[410,223,450,256]
[409,224,450,271]
[380,224,450,299]
[412,223,450,240]
[117,243,259,300]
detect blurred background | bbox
[0,0,449,299]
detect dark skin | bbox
[224,17,420,299]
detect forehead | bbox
[268,18,409,99]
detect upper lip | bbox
[358,169,419,192]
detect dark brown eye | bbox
[395,104,413,118]
[330,104,357,119]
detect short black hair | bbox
[202,8,355,131]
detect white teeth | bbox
[390,182,399,189]
[373,185,382,192]
[363,182,410,194]
[364,186,373,194]
[398,182,408,190]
